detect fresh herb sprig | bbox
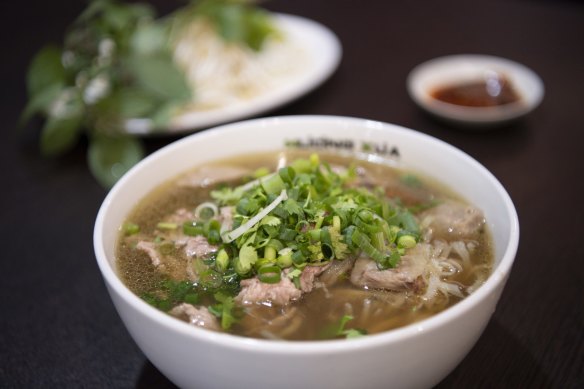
[21,0,277,188]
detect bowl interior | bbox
[95,115,518,347]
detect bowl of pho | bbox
[94,115,519,389]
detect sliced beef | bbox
[236,276,302,306]
[236,265,332,306]
[136,241,162,267]
[166,208,195,225]
[320,257,356,287]
[350,244,430,292]
[169,303,220,331]
[175,235,217,258]
[177,165,251,188]
[420,201,486,241]
[299,263,331,293]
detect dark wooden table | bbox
[1,0,583,387]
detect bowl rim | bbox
[94,115,519,353]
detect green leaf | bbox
[27,46,65,96]
[150,101,181,129]
[242,8,278,51]
[102,1,152,32]
[238,244,258,272]
[260,215,281,227]
[214,292,237,330]
[201,2,277,51]
[20,82,64,125]
[125,53,192,100]
[109,88,158,119]
[130,22,169,55]
[40,112,83,156]
[87,134,144,188]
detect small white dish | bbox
[407,54,544,127]
[126,14,342,135]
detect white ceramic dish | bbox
[94,115,519,389]
[407,54,544,127]
[126,14,342,135]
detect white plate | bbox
[407,54,544,127]
[126,14,342,135]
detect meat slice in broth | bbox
[350,244,430,292]
[169,303,220,331]
[319,257,356,287]
[420,201,485,241]
[175,235,218,258]
[236,276,302,306]
[236,265,332,306]
[299,263,331,293]
[136,241,163,267]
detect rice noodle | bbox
[360,298,372,322]
[451,241,471,266]
[173,19,308,112]
[436,259,462,277]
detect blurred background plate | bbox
[126,13,342,135]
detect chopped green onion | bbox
[123,222,140,236]
[266,239,284,252]
[397,234,417,249]
[156,222,177,230]
[264,246,277,261]
[258,264,281,284]
[332,215,341,232]
[277,248,293,267]
[292,250,307,266]
[194,202,218,221]
[183,221,204,236]
[234,256,251,276]
[216,249,230,272]
[207,229,221,245]
[351,228,395,268]
[278,228,297,241]
[308,228,321,242]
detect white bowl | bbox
[94,116,519,389]
[407,54,544,127]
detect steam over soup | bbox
[117,151,493,340]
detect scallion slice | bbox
[258,264,281,284]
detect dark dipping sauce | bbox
[431,76,521,107]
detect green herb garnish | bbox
[21,0,277,188]
[207,154,420,278]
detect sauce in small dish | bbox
[431,73,520,107]
[407,55,544,127]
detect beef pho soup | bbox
[116,150,493,341]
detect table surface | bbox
[1,0,583,387]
